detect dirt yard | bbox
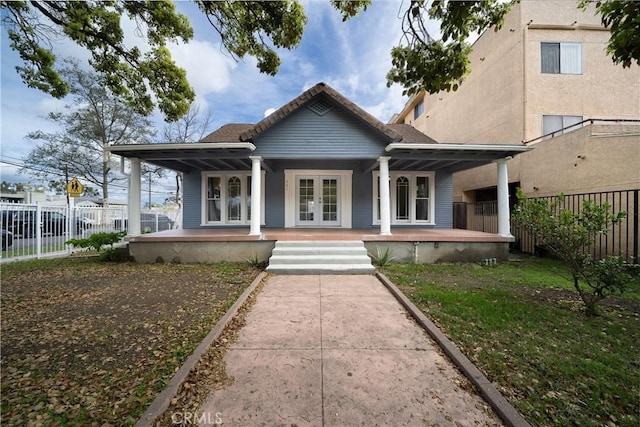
[0,257,259,426]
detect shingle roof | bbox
[238,82,403,142]
[388,124,440,144]
[200,123,253,143]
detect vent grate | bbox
[308,99,334,116]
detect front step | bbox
[266,240,375,275]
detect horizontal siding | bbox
[265,171,284,227]
[352,171,373,228]
[182,172,202,228]
[253,101,388,159]
[435,171,453,228]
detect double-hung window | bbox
[373,171,435,225]
[541,42,582,74]
[202,171,264,225]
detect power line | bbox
[0,158,174,195]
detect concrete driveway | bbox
[198,275,503,426]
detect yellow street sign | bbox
[67,177,84,197]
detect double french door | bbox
[295,176,340,226]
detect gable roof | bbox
[238,82,403,142]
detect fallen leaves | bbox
[1,259,258,426]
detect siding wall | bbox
[182,172,202,228]
[352,171,373,228]
[253,97,388,159]
[183,166,454,230]
[434,170,453,228]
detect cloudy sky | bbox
[0,1,438,201]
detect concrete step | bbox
[273,240,365,248]
[267,240,375,275]
[266,264,375,275]
[271,246,366,256]
[268,254,374,265]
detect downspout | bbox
[522,22,529,141]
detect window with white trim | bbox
[541,42,582,74]
[373,171,435,224]
[202,171,265,225]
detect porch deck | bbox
[129,227,511,243]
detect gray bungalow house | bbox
[108,83,531,264]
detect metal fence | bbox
[458,189,639,264]
[1,202,182,263]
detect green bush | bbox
[512,189,631,315]
[66,231,127,256]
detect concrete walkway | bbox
[199,275,502,426]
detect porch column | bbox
[379,156,392,235]
[249,156,262,236]
[496,158,513,238]
[128,158,142,236]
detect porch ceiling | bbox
[385,143,533,173]
[106,142,533,174]
[106,143,255,172]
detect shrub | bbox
[371,246,395,267]
[66,231,128,259]
[512,189,631,315]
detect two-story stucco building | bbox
[391,0,640,203]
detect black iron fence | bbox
[455,189,639,264]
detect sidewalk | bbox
[198,275,503,426]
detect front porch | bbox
[127,228,511,264]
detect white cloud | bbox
[264,108,277,118]
[168,40,237,96]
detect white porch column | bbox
[128,158,142,236]
[249,156,262,236]
[496,158,513,238]
[379,156,392,235]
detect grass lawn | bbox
[0,257,260,426]
[383,256,640,427]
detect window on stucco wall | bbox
[542,115,583,139]
[541,42,582,74]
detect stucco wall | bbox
[364,242,509,263]
[453,124,640,201]
[524,12,640,139]
[519,125,640,196]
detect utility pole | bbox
[64,165,69,206]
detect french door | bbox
[295,176,340,226]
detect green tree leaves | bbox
[387,0,514,96]
[2,1,194,121]
[194,1,307,75]
[580,0,640,68]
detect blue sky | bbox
[0,1,438,201]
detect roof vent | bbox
[308,99,334,116]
